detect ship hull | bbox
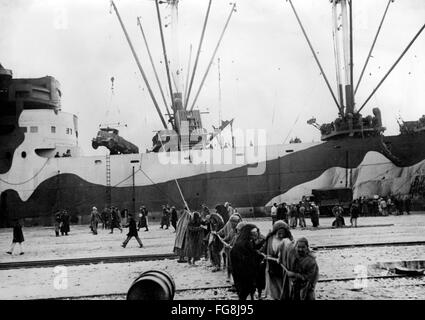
[1,131,425,226]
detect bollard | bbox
[127,270,176,300]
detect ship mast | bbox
[168,0,182,94]
[300,0,425,140]
[110,1,168,129]
[331,0,354,117]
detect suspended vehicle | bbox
[92,127,139,155]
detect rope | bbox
[138,167,181,206]
[0,158,51,186]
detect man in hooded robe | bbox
[184,211,205,265]
[207,212,225,272]
[173,208,192,263]
[261,220,293,300]
[230,224,265,300]
[279,237,319,300]
[217,213,242,241]
[216,213,243,279]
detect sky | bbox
[1,0,424,155]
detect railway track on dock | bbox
[49,273,425,300]
[2,240,425,270]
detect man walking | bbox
[6,218,25,255]
[122,213,143,248]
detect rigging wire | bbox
[0,158,51,186]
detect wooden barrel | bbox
[127,270,176,300]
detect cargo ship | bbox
[1,0,424,226]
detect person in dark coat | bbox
[349,200,360,227]
[215,204,229,224]
[121,213,143,248]
[230,223,265,300]
[137,206,149,231]
[160,205,171,229]
[60,210,70,236]
[121,208,129,221]
[271,203,278,225]
[360,197,368,216]
[404,196,412,215]
[54,210,62,237]
[276,204,287,222]
[394,197,403,216]
[310,202,320,227]
[6,219,25,255]
[110,207,122,234]
[332,205,345,227]
[254,229,267,299]
[184,211,205,265]
[101,207,109,229]
[170,206,178,232]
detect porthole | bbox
[21,151,27,158]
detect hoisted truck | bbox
[92,127,139,155]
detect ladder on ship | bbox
[106,154,111,207]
